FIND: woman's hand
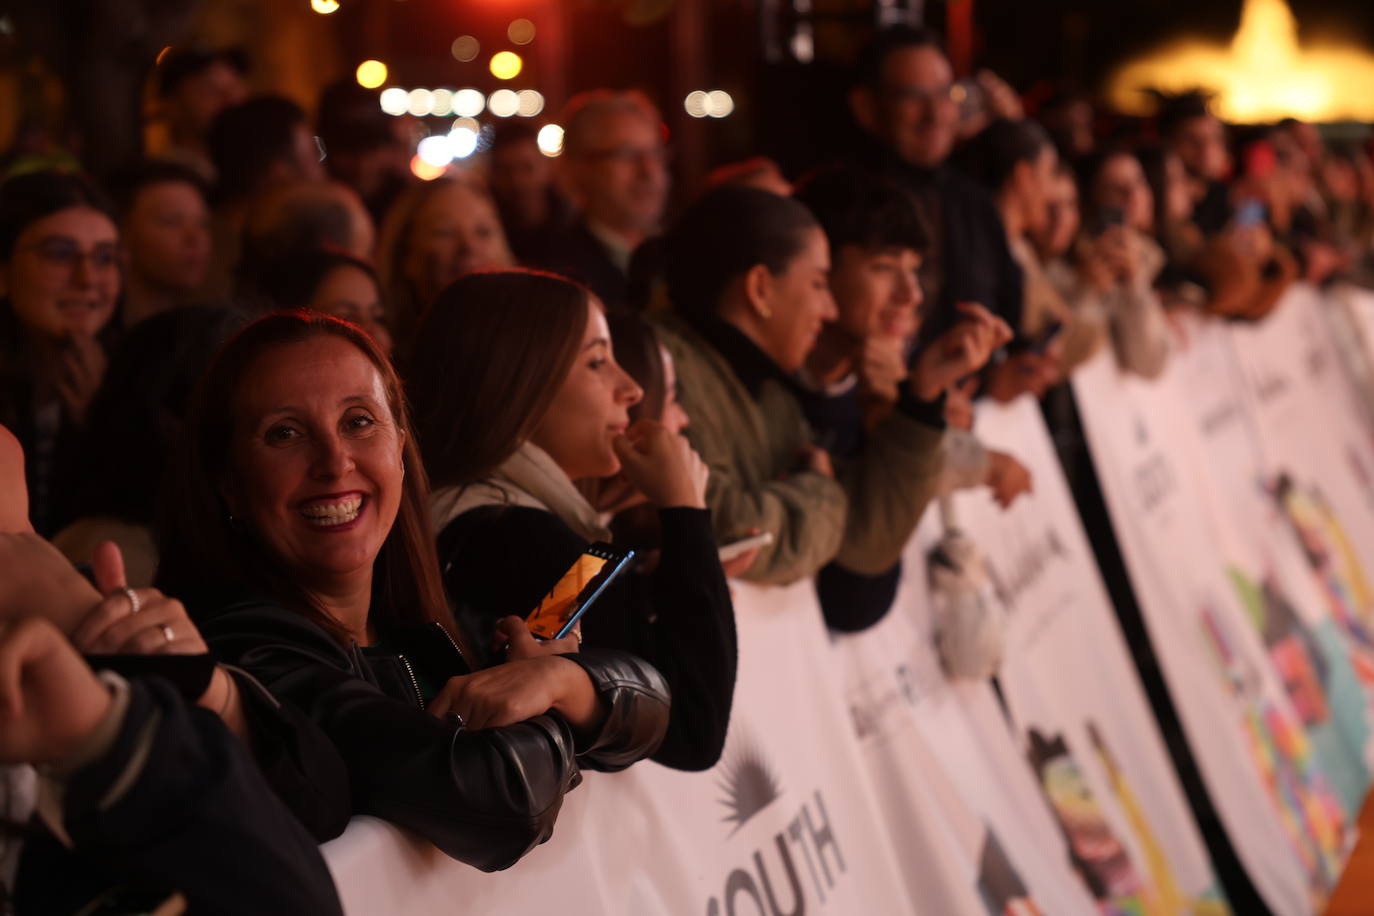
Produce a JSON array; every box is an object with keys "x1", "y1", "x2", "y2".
[
  {"x1": 0, "y1": 532, "x2": 101, "y2": 632},
  {"x1": 494, "y1": 616, "x2": 581, "y2": 660},
  {"x1": 0, "y1": 616, "x2": 112, "y2": 764},
  {"x1": 70, "y1": 541, "x2": 208, "y2": 656},
  {"x1": 613, "y1": 419, "x2": 708, "y2": 509},
  {"x1": 428, "y1": 656, "x2": 604, "y2": 732}
]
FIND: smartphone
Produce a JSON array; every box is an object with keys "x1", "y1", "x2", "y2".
[
  {"x1": 718, "y1": 531, "x2": 775, "y2": 563},
  {"x1": 525, "y1": 543, "x2": 636, "y2": 640}
]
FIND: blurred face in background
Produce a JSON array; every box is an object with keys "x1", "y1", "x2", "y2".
[
  {"x1": 564, "y1": 110, "x2": 669, "y2": 240},
  {"x1": 490, "y1": 137, "x2": 557, "y2": 221},
  {"x1": 165, "y1": 60, "x2": 247, "y2": 142},
  {"x1": 1170, "y1": 114, "x2": 1230, "y2": 183},
  {"x1": 1010, "y1": 146, "x2": 1059, "y2": 239},
  {"x1": 853, "y1": 45, "x2": 959, "y2": 169},
  {"x1": 1094, "y1": 153, "x2": 1155, "y2": 234},
  {"x1": 308, "y1": 264, "x2": 392, "y2": 355},
  {"x1": 1038, "y1": 170, "x2": 1081, "y2": 260},
  {"x1": 3, "y1": 206, "x2": 120, "y2": 341},
  {"x1": 123, "y1": 180, "x2": 211, "y2": 294},
  {"x1": 402, "y1": 183, "x2": 514, "y2": 307}
]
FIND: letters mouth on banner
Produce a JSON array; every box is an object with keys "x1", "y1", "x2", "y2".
[{"x1": 705, "y1": 737, "x2": 849, "y2": 915}]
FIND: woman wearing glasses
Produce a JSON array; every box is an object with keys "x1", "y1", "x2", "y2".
[{"x1": 0, "y1": 171, "x2": 122, "y2": 535}]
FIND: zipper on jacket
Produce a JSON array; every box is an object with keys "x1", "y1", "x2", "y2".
[
  {"x1": 397, "y1": 654, "x2": 424, "y2": 710},
  {"x1": 432, "y1": 622, "x2": 468, "y2": 668}
]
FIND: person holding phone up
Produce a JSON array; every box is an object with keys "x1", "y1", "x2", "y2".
[
  {"x1": 157, "y1": 311, "x2": 670, "y2": 870},
  {"x1": 410, "y1": 270, "x2": 738, "y2": 773}
]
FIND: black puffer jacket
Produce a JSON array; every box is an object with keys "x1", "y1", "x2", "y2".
[{"x1": 197, "y1": 597, "x2": 670, "y2": 871}]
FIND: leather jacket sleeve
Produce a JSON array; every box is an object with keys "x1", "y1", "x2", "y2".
[
  {"x1": 558, "y1": 648, "x2": 672, "y2": 771},
  {"x1": 25, "y1": 675, "x2": 344, "y2": 916},
  {"x1": 200, "y1": 600, "x2": 669, "y2": 871}
]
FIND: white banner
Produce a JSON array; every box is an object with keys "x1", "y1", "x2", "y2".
[
  {"x1": 833, "y1": 397, "x2": 1230, "y2": 916},
  {"x1": 1074, "y1": 334, "x2": 1355, "y2": 915},
  {"x1": 325, "y1": 580, "x2": 917, "y2": 915}
]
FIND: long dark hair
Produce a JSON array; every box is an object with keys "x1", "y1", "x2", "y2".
[
  {"x1": 158, "y1": 310, "x2": 451, "y2": 645},
  {"x1": 407, "y1": 269, "x2": 590, "y2": 488}
]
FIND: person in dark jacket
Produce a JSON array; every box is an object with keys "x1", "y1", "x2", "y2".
[
  {"x1": 0, "y1": 615, "x2": 344, "y2": 916},
  {"x1": 408, "y1": 270, "x2": 735, "y2": 773},
  {"x1": 158, "y1": 310, "x2": 670, "y2": 868},
  {"x1": 845, "y1": 26, "x2": 1049, "y2": 402},
  {"x1": 526, "y1": 91, "x2": 670, "y2": 308}
]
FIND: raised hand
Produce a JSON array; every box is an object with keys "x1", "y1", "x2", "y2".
[
  {"x1": 70, "y1": 541, "x2": 208, "y2": 656},
  {"x1": 911, "y1": 302, "x2": 1013, "y2": 401}
]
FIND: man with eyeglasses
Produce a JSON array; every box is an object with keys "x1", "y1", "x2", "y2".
[
  {"x1": 528, "y1": 90, "x2": 670, "y2": 307},
  {"x1": 847, "y1": 26, "x2": 1046, "y2": 402}
]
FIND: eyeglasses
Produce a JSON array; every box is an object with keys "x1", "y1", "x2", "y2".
[{"x1": 17, "y1": 237, "x2": 121, "y2": 271}]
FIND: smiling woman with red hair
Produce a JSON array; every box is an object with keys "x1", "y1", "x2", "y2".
[{"x1": 158, "y1": 309, "x2": 669, "y2": 868}]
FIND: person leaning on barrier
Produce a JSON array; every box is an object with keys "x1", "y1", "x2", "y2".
[
  {"x1": 157, "y1": 311, "x2": 670, "y2": 869},
  {"x1": 791, "y1": 166, "x2": 1029, "y2": 630},
  {"x1": 0, "y1": 431, "x2": 346, "y2": 914},
  {"x1": 654, "y1": 186, "x2": 1010, "y2": 588},
  {"x1": 409, "y1": 271, "x2": 736, "y2": 772}
]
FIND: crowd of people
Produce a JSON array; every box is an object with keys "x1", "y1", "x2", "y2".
[{"x1": 2, "y1": 21, "x2": 1374, "y2": 914}]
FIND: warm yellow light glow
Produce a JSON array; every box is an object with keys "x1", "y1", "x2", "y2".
[
  {"x1": 490, "y1": 51, "x2": 523, "y2": 81},
  {"x1": 411, "y1": 154, "x2": 446, "y2": 181},
  {"x1": 310, "y1": 0, "x2": 339, "y2": 14},
  {"x1": 355, "y1": 60, "x2": 388, "y2": 89},
  {"x1": 1108, "y1": 0, "x2": 1374, "y2": 123}
]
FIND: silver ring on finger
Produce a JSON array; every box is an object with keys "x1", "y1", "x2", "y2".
[
  {"x1": 160, "y1": 624, "x2": 174, "y2": 644},
  {"x1": 121, "y1": 587, "x2": 141, "y2": 616}
]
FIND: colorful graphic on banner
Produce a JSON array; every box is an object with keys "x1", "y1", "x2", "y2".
[
  {"x1": 952, "y1": 396, "x2": 1230, "y2": 916},
  {"x1": 1075, "y1": 342, "x2": 1355, "y2": 914}
]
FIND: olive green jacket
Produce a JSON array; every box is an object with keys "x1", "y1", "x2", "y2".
[{"x1": 654, "y1": 315, "x2": 947, "y2": 586}]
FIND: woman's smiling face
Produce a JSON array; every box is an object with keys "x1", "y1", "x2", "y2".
[{"x1": 225, "y1": 334, "x2": 405, "y2": 597}]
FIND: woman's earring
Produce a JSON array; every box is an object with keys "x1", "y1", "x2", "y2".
[{"x1": 758, "y1": 304, "x2": 773, "y2": 320}]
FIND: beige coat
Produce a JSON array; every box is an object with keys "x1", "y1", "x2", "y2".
[{"x1": 654, "y1": 315, "x2": 946, "y2": 586}]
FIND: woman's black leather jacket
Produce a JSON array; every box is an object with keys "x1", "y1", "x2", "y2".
[{"x1": 197, "y1": 597, "x2": 670, "y2": 871}]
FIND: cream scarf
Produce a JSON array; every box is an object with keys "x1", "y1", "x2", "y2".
[{"x1": 430, "y1": 441, "x2": 612, "y2": 543}]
